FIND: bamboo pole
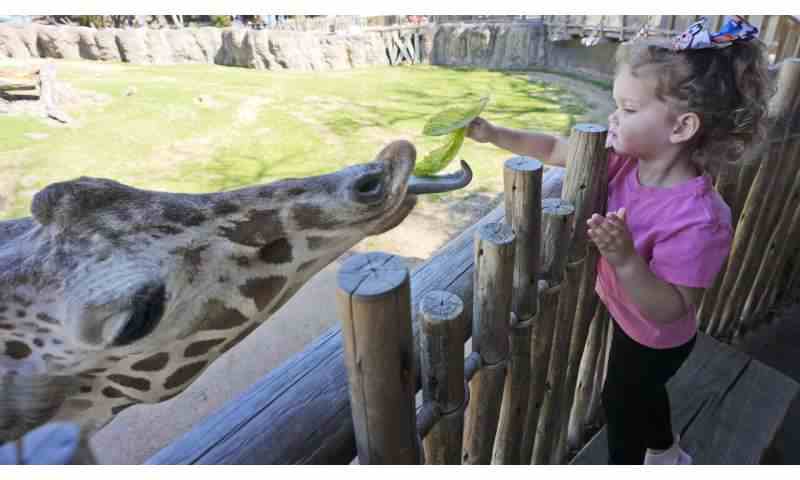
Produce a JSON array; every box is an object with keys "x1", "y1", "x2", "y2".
[
  {"x1": 697, "y1": 160, "x2": 740, "y2": 331},
  {"x1": 493, "y1": 157, "x2": 543, "y2": 465},
  {"x1": 462, "y1": 222, "x2": 515, "y2": 465},
  {"x1": 419, "y1": 290, "x2": 465, "y2": 465},
  {"x1": 739, "y1": 141, "x2": 800, "y2": 333},
  {"x1": 336, "y1": 252, "x2": 420, "y2": 464},
  {"x1": 717, "y1": 59, "x2": 800, "y2": 339},
  {"x1": 698, "y1": 61, "x2": 780, "y2": 336},
  {"x1": 518, "y1": 199, "x2": 575, "y2": 464},
  {"x1": 751, "y1": 176, "x2": 800, "y2": 328},
  {"x1": 707, "y1": 59, "x2": 800, "y2": 339},
  {"x1": 551, "y1": 124, "x2": 608, "y2": 463},
  {"x1": 699, "y1": 149, "x2": 762, "y2": 332},
  {"x1": 566, "y1": 302, "x2": 605, "y2": 453},
  {"x1": 726, "y1": 146, "x2": 797, "y2": 337},
  {"x1": 709, "y1": 142, "x2": 783, "y2": 339}
]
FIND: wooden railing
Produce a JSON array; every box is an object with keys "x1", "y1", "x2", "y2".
[
  {"x1": 543, "y1": 15, "x2": 800, "y2": 63},
  {"x1": 372, "y1": 26, "x2": 430, "y2": 65}
]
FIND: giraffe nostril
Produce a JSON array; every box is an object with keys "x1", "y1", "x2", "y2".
[
  {"x1": 353, "y1": 173, "x2": 385, "y2": 204},
  {"x1": 113, "y1": 283, "x2": 166, "y2": 347}
]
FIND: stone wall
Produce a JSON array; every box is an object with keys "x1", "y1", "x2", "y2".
[
  {"x1": 0, "y1": 22, "x2": 618, "y2": 80},
  {"x1": 429, "y1": 22, "x2": 617, "y2": 82},
  {"x1": 0, "y1": 24, "x2": 391, "y2": 71}
]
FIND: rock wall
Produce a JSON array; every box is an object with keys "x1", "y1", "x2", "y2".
[
  {"x1": 0, "y1": 22, "x2": 617, "y2": 80},
  {"x1": 430, "y1": 22, "x2": 616, "y2": 81},
  {"x1": 430, "y1": 22, "x2": 548, "y2": 70},
  {"x1": 0, "y1": 24, "x2": 391, "y2": 71}
]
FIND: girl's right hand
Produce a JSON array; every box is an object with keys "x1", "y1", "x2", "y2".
[{"x1": 466, "y1": 117, "x2": 495, "y2": 143}]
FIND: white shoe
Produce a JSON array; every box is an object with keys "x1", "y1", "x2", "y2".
[{"x1": 644, "y1": 435, "x2": 693, "y2": 465}]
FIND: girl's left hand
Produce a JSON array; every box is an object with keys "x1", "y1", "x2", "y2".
[{"x1": 587, "y1": 208, "x2": 636, "y2": 268}]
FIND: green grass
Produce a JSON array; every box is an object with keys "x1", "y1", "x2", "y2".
[{"x1": 0, "y1": 61, "x2": 593, "y2": 220}]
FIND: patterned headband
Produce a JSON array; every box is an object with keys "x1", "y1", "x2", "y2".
[{"x1": 672, "y1": 15, "x2": 759, "y2": 52}]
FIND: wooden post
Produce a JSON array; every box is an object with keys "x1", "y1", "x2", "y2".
[
  {"x1": 336, "y1": 252, "x2": 420, "y2": 464},
  {"x1": 566, "y1": 303, "x2": 605, "y2": 452},
  {"x1": 551, "y1": 124, "x2": 608, "y2": 463},
  {"x1": 585, "y1": 311, "x2": 612, "y2": 430},
  {"x1": 532, "y1": 259, "x2": 581, "y2": 464},
  {"x1": 419, "y1": 290, "x2": 465, "y2": 465},
  {"x1": 493, "y1": 157, "x2": 543, "y2": 465},
  {"x1": 531, "y1": 123, "x2": 607, "y2": 464},
  {"x1": 462, "y1": 222, "x2": 515, "y2": 464},
  {"x1": 518, "y1": 198, "x2": 574, "y2": 464},
  {"x1": 707, "y1": 59, "x2": 800, "y2": 339}
]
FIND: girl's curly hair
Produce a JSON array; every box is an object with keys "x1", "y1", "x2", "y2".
[{"x1": 615, "y1": 37, "x2": 771, "y2": 175}]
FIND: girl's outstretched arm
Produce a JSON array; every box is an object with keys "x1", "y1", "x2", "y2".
[{"x1": 466, "y1": 117, "x2": 569, "y2": 167}]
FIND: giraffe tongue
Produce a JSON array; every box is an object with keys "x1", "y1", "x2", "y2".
[{"x1": 407, "y1": 160, "x2": 473, "y2": 195}]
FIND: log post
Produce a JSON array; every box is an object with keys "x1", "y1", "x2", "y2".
[
  {"x1": 552, "y1": 123, "x2": 608, "y2": 463},
  {"x1": 492, "y1": 156, "x2": 543, "y2": 465},
  {"x1": 519, "y1": 198, "x2": 575, "y2": 464},
  {"x1": 532, "y1": 259, "x2": 581, "y2": 464},
  {"x1": 531, "y1": 123, "x2": 607, "y2": 464},
  {"x1": 566, "y1": 302, "x2": 605, "y2": 452},
  {"x1": 336, "y1": 252, "x2": 420, "y2": 464},
  {"x1": 708, "y1": 59, "x2": 800, "y2": 339},
  {"x1": 419, "y1": 290, "x2": 465, "y2": 465},
  {"x1": 462, "y1": 222, "x2": 515, "y2": 464},
  {"x1": 585, "y1": 311, "x2": 612, "y2": 430}
]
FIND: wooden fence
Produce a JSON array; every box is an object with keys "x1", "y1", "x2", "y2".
[
  {"x1": 330, "y1": 56, "x2": 800, "y2": 465},
  {"x1": 542, "y1": 15, "x2": 800, "y2": 63},
  {"x1": 372, "y1": 26, "x2": 429, "y2": 66},
  {"x1": 143, "y1": 45, "x2": 800, "y2": 467}
]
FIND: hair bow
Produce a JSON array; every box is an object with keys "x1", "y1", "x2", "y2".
[{"x1": 672, "y1": 16, "x2": 759, "y2": 51}]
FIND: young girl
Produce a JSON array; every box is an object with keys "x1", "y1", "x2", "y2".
[{"x1": 466, "y1": 16, "x2": 769, "y2": 464}]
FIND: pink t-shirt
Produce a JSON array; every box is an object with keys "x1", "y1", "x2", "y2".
[{"x1": 595, "y1": 151, "x2": 733, "y2": 349}]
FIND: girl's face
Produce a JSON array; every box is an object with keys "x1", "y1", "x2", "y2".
[{"x1": 607, "y1": 65, "x2": 678, "y2": 160}]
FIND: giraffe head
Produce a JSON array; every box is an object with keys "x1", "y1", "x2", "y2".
[{"x1": 0, "y1": 140, "x2": 472, "y2": 441}]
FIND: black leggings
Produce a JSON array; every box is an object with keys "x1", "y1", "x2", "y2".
[{"x1": 601, "y1": 319, "x2": 696, "y2": 464}]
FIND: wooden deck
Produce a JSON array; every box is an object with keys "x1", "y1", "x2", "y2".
[{"x1": 571, "y1": 333, "x2": 800, "y2": 464}]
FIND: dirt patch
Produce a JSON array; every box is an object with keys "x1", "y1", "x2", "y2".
[{"x1": 528, "y1": 71, "x2": 614, "y2": 125}]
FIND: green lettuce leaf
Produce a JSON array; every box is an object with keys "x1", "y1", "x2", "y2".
[
  {"x1": 414, "y1": 128, "x2": 466, "y2": 177},
  {"x1": 422, "y1": 96, "x2": 489, "y2": 137}
]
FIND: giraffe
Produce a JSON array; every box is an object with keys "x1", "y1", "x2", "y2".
[{"x1": 0, "y1": 140, "x2": 472, "y2": 444}]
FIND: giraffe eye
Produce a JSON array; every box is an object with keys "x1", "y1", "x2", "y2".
[{"x1": 113, "y1": 284, "x2": 166, "y2": 346}]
